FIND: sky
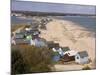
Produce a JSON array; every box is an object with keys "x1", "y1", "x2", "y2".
[
  {"x1": 12, "y1": 0, "x2": 96, "y2": 15},
  {"x1": 17, "y1": 0, "x2": 96, "y2": 5}
]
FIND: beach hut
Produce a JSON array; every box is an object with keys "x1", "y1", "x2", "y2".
[
  {"x1": 52, "y1": 43, "x2": 63, "y2": 56},
  {"x1": 75, "y1": 51, "x2": 89, "y2": 64},
  {"x1": 62, "y1": 50, "x2": 77, "y2": 62},
  {"x1": 15, "y1": 33, "x2": 25, "y2": 39},
  {"x1": 62, "y1": 54, "x2": 75, "y2": 62},
  {"x1": 52, "y1": 52, "x2": 60, "y2": 62},
  {"x1": 61, "y1": 47, "x2": 70, "y2": 52},
  {"x1": 15, "y1": 38, "x2": 30, "y2": 45},
  {"x1": 28, "y1": 29, "x2": 40, "y2": 35},
  {"x1": 26, "y1": 35, "x2": 32, "y2": 40},
  {"x1": 47, "y1": 41, "x2": 55, "y2": 49},
  {"x1": 32, "y1": 34, "x2": 39, "y2": 39},
  {"x1": 31, "y1": 37, "x2": 47, "y2": 47}
]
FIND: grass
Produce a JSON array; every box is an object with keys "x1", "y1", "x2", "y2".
[{"x1": 11, "y1": 24, "x2": 30, "y2": 32}]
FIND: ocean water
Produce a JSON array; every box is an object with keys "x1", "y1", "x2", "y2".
[
  {"x1": 11, "y1": 16, "x2": 33, "y2": 25},
  {"x1": 59, "y1": 16, "x2": 96, "y2": 32},
  {"x1": 11, "y1": 16, "x2": 96, "y2": 32}
]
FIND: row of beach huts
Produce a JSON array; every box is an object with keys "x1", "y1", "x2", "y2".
[{"x1": 11, "y1": 18, "x2": 90, "y2": 64}]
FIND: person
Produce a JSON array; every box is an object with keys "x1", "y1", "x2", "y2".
[{"x1": 11, "y1": 36, "x2": 16, "y2": 45}]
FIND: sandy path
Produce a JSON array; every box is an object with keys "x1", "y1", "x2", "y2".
[{"x1": 54, "y1": 64, "x2": 83, "y2": 71}]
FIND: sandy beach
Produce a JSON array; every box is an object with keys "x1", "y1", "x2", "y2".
[{"x1": 39, "y1": 18, "x2": 96, "y2": 70}]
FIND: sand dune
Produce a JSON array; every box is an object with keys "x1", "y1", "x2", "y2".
[{"x1": 39, "y1": 19, "x2": 95, "y2": 61}]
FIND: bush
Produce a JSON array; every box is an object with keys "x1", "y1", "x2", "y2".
[
  {"x1": 11, "y1": 45, "x2": 53, "y2": 74},
  {"x1": 11, "y1": 48, "x2": 29, "y2": 74},
  {"x1": 82, "y1": 65, "x2": 91, "y2": 70}
]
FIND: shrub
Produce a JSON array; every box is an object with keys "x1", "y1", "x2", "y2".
[
  {"x1": 11, "y1": 48, "x2": 29, "y2": 74},
  {"x1": 82, "y1": 65, "x2": 91, "y2": 70},
  {"x1": 11, "y1": 45, "x2": 53, "y2": 74}
]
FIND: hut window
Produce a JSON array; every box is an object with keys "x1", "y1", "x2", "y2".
[
  {"x1": 81, "y1": 56, "x2": 84, "y2": 58},
  {"x1": 77, "y1": 56, "x2": 79, "y2": 59},
  {"x1": 68, "y1": 53, "x2": 70, "y2": 55}
]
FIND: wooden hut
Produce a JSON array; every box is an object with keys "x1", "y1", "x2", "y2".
[{"x1": 61, "y1": 50, "x2": 77, "y2": 62}]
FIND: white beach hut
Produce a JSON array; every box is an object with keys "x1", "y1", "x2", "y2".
[
  {"x1": 75, "y1": 51, "x2": 89, "y2": 64},
  {"x1": 30, "y1": 38, "x2": 47, "y2": 47}
]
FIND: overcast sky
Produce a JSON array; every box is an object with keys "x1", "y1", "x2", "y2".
[
  {"x1": 12, "y1": 0, "x2": 96, "y2": 15},
  {"x1": 17, "y1": 0, "x2": 96, "y2": 5}
]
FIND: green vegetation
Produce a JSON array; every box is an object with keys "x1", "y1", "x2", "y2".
[
  {"x1": 11, "y1": 24, "x2": 30, "y2": 32},
  {"x1": 52, "y1": 52, "x2": 59, "y2": 56},
  {"x1": 82, "y1": 65, "x2": 91, "y2": 70},
  {"x1": 11, "y1": 45, "x2": 54, "y2": 74},
  {"x1": 62, "y1": 47, "x2": 70, "y2": 52}
]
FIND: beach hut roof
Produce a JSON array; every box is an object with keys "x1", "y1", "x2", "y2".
[
  {"x1": 47, "y1": 42, "x2": 60, "y2": 49},
  {"x1": 61, "y1": 47, "x2": 70, "y2": 51},
  {"x1": 64, "y1": 50, "x2": 77, "y2": 56},
  {"x1": 54, "y1": 43, "x2": 59, "y2": 47},
  {"x1": 15, "y1": 33, "x2": 24, "y2": 39},
  {"x1": 34, "y1": 37, "x2": 46, "y2": 42},
  {"x1": 31, "y1": 25, "x2": 38, "y2": 28},
  {"x1": 15, "y1": 39, "x2": 30, "y2": 44},
  {"x1": 20, "y1": 30, "x2": 27, "y2": 34},
  {"x1": 26, "y1": 29, "x2": 40, "y2": 35},
  {"x1": 47, "y1": 41, "x2": 54, "y2": 47},
  {"x1": 30, "y1": 29, "x2": 39, "y2": 32},
  {"x1": 77, "y1": 51, "x2": 88, "y2": 58},
  {"x1": 47, "y1": 41, "x2": 54, "y2": 44}
]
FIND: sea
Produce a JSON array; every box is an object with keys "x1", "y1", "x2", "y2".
[{"x1": 11, "y1": 16, "x2": 96, "y2": 33}]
